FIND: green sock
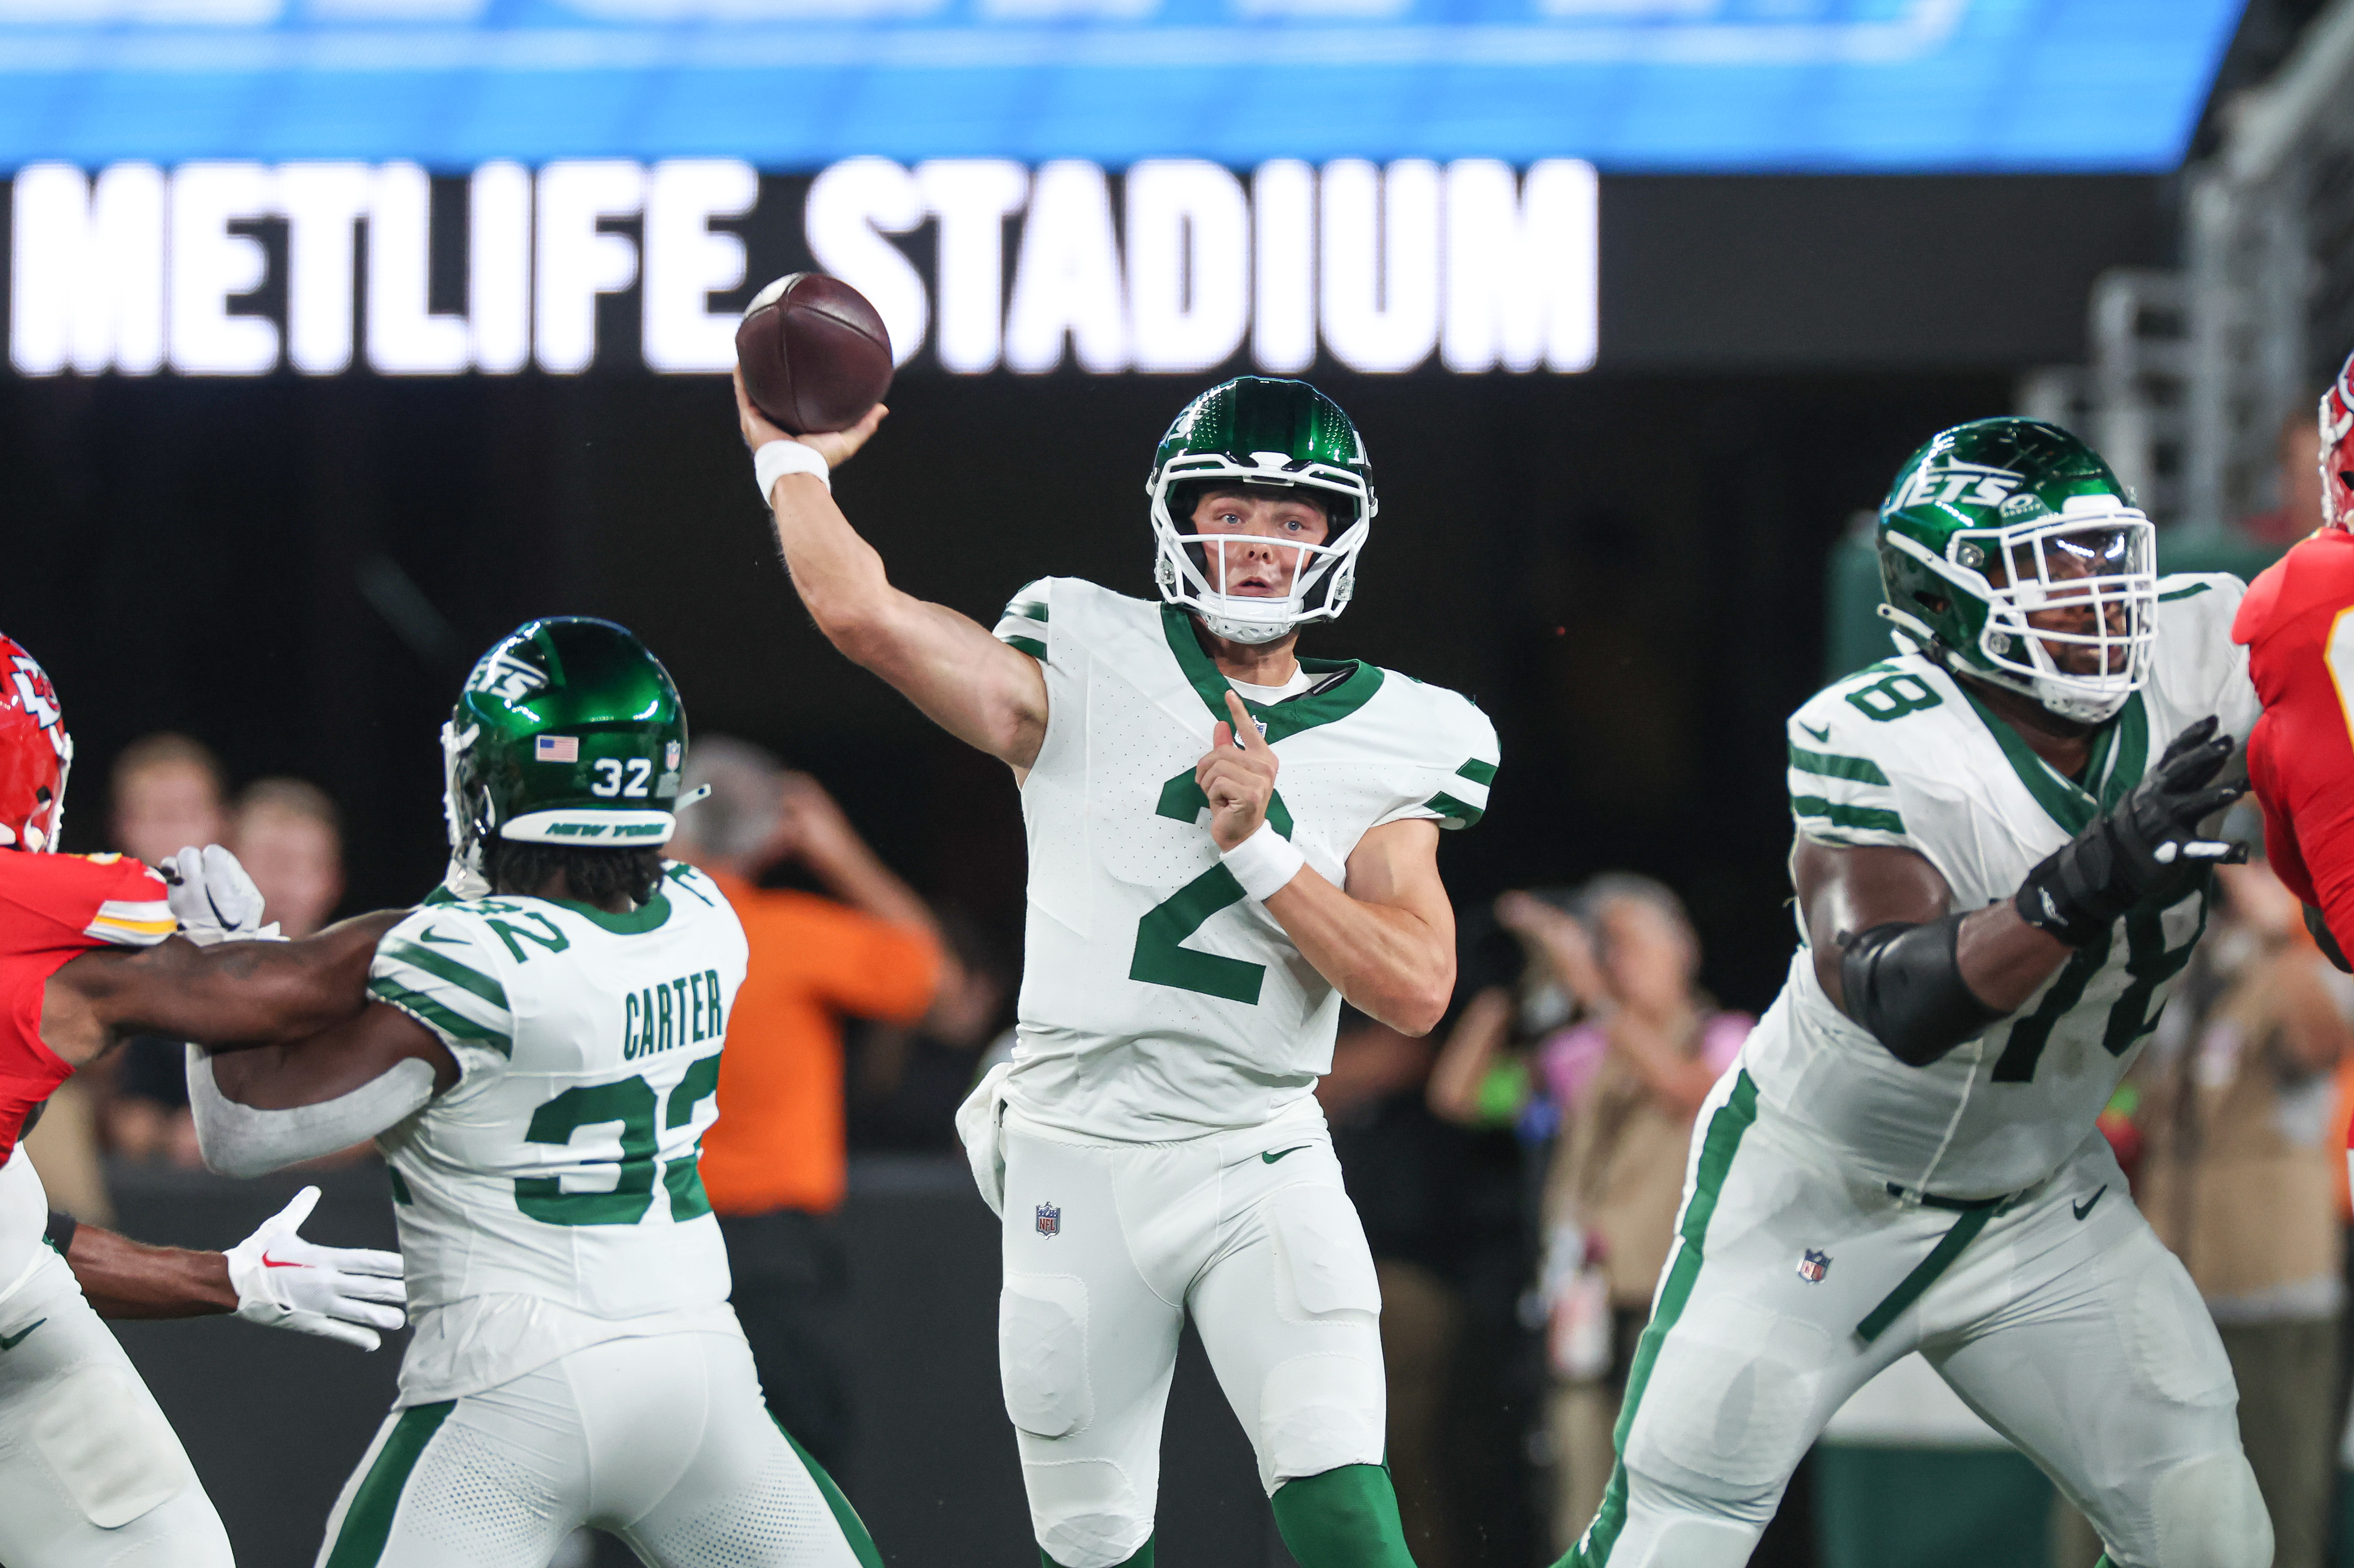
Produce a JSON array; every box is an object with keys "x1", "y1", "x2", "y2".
[
  {"x1": 1042, "y1": 1537, "x2": 1154, "y2": 1568},
  {"x1": 1270, "y1": 1463, "x2": 1417, "y2": 1568}
]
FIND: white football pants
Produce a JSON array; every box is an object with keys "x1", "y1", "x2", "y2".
[
  {"x1": 998, "y1": 1098, "x2": 1388, "y2": 1568},
  {"x1": 315, "y1": 1328, "x2": 873, "y2": 1568},
  {"x1": 1572, "y1": 1069, "x2": 2271, "y2": 1568},
  {"x1": 0, "y1": 1244, "x2": 234, "y2": 1568}
]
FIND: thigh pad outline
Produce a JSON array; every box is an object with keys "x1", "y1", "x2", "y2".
[
  {"x1": 1269, "y1": 1185, "x2": 1380, "y2": 1322},
  {"x1": 29, "y1": 1362, "x2": 197, "y2": 1529},
  {"x1": 1625, "y1": 1293, "x2": 1837, "y2": 1495},
  {"x1": 1001, "y1": 1273, "x2": 1095, "y2": 1439}
]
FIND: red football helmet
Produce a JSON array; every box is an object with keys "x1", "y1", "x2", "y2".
[
  {"x1": 2325, "y1": 346, "x2": 2354, "y2": 531},
  {"x1": 0, "y1": 634, "x2": 71, "y2": 852}
]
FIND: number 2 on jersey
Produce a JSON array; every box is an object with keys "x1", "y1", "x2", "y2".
[{"x1": 514, "y1": 1058, "x2": 722, "y2": 1226}]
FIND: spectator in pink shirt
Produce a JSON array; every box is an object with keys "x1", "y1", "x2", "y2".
[{"x1": 1429, "y1": 874, "x2": 1749, "y2": 1553}]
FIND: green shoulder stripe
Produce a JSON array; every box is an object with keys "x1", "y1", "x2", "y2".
[
  {"x1": 1791, "y1": 795, "x2": 1904, "y2": 834},
  {"x1": 1000, "y1": 634, "x2": 1046, "y2": 659},
  {"x1": 1424, "y1": 791, "x2": 1484, "y2": 826},
  {"x1": 380, "y1": 938, "x2": 509, "y2": 1013},
  {"x1": 2158, "y1": 582, "x2": 2211, "y2": 603},
  {"x1": 1786, "y1": 744, "x2": 1889, "y2": 785},
  {"x1": 369, "y1": 978, "x2": 514, "y2": 1058},
  {"x1": 1455, "y1": 758, "x2": 1497, "y2": 787}
]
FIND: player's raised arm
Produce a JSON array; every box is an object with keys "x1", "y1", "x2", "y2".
[{"x1": 735, "y1": 371, "x2": 1048, "y2": 770}]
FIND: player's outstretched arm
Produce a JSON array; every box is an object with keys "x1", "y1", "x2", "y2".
[
  {"x1": 190, "y1": 1001, "x2": 459, "y2": 1178},
  {"x1": 1199, "y1": 694, "x2": 1455, "y2": 1034},
  {"x1": 54, "y1": 1186, "x2": 405, "y2": 1350},
  {"x1": 39, "y1": 909, "x2": 408, "y2": 1069},
  {"x1": 735, "y1": 372, "x2": 1048, "y2": 770}
]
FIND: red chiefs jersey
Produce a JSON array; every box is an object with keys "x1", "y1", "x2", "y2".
[
  {"x1": 2234, "y1": 528, "x2": 2354, "y2": 948},
  {"x1": 0, "y1": 851, "x2": 175, "y2": 1163}
]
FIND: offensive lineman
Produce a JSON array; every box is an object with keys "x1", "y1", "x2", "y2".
[
  {"x1": 184, "y1": 617, "x2": 886, "y2": 1568},
  {"x1": 1564, "y1": 419, "x2": 2270, "y2": 1568},
  {"x1": 733, "y1": 373, "x2": 1497, "y2": 1568},
  {"x1": 0, "y1": 630, "x2": 409, "y2": 1566}
]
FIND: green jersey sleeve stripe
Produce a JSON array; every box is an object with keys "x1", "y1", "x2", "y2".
[
  {"x1": 369, "y1": 978, "x2": 514, "y2": 1058},
  {"x1": 1787, "y1": 744, "x2": 1890, "y2": 785},
  {"x1": 999, "y1": 632, "x2": 1047, "y2": 659},
  {"x1": 1791, "y1": 795, "x2": 1904, "y2": 834},
  {"x1": 1004, "y1": 597, "x2": 1048, "y2": 623},
  {"x1": 1455, "y1": 758, "x2": 1498, "y2": 787},
  {"x1": 2157, "y1": 582, "x2": 2211, "y2": 602},
  {"x1": 379, "y1": 939, "x2": 509, "y2": 1012},
  {"x1": 1423, "y1": 791, "x2": 1484, "y2": 827}
]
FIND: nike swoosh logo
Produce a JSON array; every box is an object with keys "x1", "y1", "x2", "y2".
[
  {"x1": 260, "y1": 1253, "x2": 305, "y2": 1269},
  {"x1": 1262, "y1": 1146, "x2": 1311, "y2": 1164},
  {"x1": 0, "y1": 1318, "x2": 46, "y2": 1351},
  {"x1": 1800, "y1": 722, "x2": 1831, "y2": 743},
  {"x1": 418, "y1": 926, "x2": 466, "y2": 946},
  {"x1": 2073, "y1": 1186, "x2": 2107, "y2": 1221}
]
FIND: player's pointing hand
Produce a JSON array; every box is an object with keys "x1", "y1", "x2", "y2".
[{"x1": 1198, "y1": 690, "x2": 1279, "y2": 851}]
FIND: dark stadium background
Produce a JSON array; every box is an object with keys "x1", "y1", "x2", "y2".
[{"x1": 0, "y1": 8, "x2": 2334, "y2": 1556}]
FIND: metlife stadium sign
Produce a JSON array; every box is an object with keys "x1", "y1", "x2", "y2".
[
  {"x1": 0, "y1": 0, "x2": 2245, "y2": 379},
  {"x1": 8, "y1": 159, "x2": 1597, "y2": 377},
  {"x1": 0, "y1": 0, "x2": 2244, "y2": 173}
]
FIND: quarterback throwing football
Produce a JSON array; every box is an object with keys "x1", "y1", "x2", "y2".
[
  {"x1": 1565, "y1": 419, "x2": 2270, "y2": 1568},
  {"x1": 737, "y1": 374, "x2": 1497, "y2": 1568}
]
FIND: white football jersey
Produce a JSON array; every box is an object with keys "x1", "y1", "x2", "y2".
[
  {"x1": 366, "y1": 863, "x2": 748, "y2": 1404},
  {"x1": 1741, "y1": 574, "x2": 2260, "y2": 1197},
  {"x1": 992, "y1": 578, "x2": 1499, "y2": 1142}
]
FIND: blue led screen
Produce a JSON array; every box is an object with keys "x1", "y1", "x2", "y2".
[{"x1": 0, "y1": 0, "x2": 2246, "y2": 172}]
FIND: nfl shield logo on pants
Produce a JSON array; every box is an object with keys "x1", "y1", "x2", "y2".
[
  {"x1": 1035, "y1": 1203, "x2": 1061, "y2": 1238},
  {"x1": 1797, "y1": 1249, "x2": 1830, "y2": 1283}
]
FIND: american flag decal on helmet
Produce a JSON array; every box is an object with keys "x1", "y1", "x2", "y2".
[
  {"x1": 1035, "y1": 1203, "x2": 1061, "y2": 1238},
  {"x1": 535, "y1": 735, "x2": 579, "y2": 763},
  {"x1": 1797, "y1": 1249, "x2": 1831, "y2": 1283}
]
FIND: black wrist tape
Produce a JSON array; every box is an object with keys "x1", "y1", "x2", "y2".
[
  {"x1": 43, "y1": 1209, "x2": 78, "y2": 1259},
  {"x1": 1840, "y1": 913, "x2": 2007, "y2": 1068}
]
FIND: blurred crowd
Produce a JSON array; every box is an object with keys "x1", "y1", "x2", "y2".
[{"x1": 35, "y1": 720, "x2": 2354, "y2": 1567}]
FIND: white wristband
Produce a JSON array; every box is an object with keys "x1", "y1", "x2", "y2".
[
  {"x1": 1221, "y1": 820, "x2": 1306, "y2": 903},
  {"x1": 753, "y1": 439, "x2": 830, "y2": 502}
]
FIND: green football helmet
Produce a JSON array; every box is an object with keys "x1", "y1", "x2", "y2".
[
  {"x1": 1147, "y1": 377, "x2": 1375, "y2": 645},
  {"x1": 1877, "y1": 418, "x2": 2157, "y2": 725},
  {"x1": 441, "y1": 617, "x2": 689, "y2": 889}
]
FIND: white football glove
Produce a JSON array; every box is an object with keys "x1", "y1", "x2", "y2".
[
  {"x1": 224, "y1": 1186, "x2": 406, "y2": 1351},
  {"x1": 163, "y1": 844, "x2": 281, "y2": 945}
]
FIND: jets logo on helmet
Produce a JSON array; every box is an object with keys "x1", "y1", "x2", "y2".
[
  {"x1": 442, "y1": 618, "x2": 689, "y2": 890},
  {"x1": 1146, "y1": 377, "x2": 1376, "y2": 646},
  {"x1": 1889, "y1": 459, "x2": 2026, "y2": 513},
  {"x1": 0, "y1": 635, "x2": 73, "y2": 853},
  {"x1": 1877, "y1": 418, "x2": 2158, "y2": 726},
  {"x1": 2325, "y1": 347, "x2": 2354, "y2": 532}
]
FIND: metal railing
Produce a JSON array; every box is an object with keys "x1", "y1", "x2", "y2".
[{"x1": 2027, "y1": 0, "x2": 2354, "y2": 535}]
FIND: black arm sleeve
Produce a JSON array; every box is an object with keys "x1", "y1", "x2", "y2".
[
  {"x1": 43, "y1": 1210, "x2": 78, "y2": 1259},
  {"x1": 1839, "y1": 913, "x2": 2007, "y2": 1068}
]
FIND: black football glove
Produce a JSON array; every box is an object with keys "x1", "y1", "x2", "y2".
[{"x1": 2013, "y1": 714, "x2": 2246, "y2": 946}]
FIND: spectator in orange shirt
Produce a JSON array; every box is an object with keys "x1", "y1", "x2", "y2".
[{"x1": 670, "y1": 736, "x2": 942, "y2": 1479}]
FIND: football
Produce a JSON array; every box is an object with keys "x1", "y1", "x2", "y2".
[{"x1": 735, "y1": 273, "x2": 894, "y2": 435}]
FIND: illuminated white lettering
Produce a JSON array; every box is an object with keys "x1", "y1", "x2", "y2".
[
  {"x1": 805, "y1": 156, "x2": 928, "y2": 368},
  {"x1": 1004, "y1": 159, "x2": 1128, "y2": 374},
  {"x1": 535, "y1": 159, "x2": 644, "y2": 375},
  {"x1": 643, "y1": 158, "x2": 758, "y2": 374},
  {"x1": 170, "y1": 161, "x2": 277, "y2": 375},
  {"x1": 9, "y1": 162, "x2": 165, "y2": 377}
]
